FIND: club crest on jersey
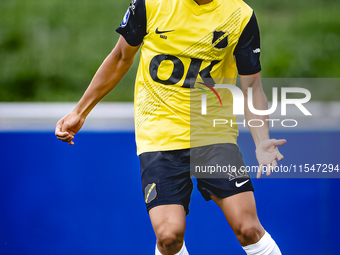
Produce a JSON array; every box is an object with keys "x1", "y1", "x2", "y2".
[
  {"x1": 144, "y1": 183, "x2": 157, "y2": 204},
  {"x1": 212, "y1": 31, "x2": 229, "y2": 49}
]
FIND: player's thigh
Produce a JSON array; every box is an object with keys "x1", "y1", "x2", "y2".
[
  {"x1": 193, "y1": 143, "x2": 254, "y2": 201},
  {"x1": 149, "y1": 204, "x2": 186, "y2": 239},
  {"x1": 211, "y1": 191, "x2": 264, "y2": 236},
  {"x1": 139, "y1": 149, "x2": 193, "y2": 215}
]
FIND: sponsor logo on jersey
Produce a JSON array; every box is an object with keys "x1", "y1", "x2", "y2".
[
  {"x1": 212, "y1": 31, "x2": 229, "y2": 49},
  {"x1": 145, "y1": 183, "x2": 157, "y2": 203}
]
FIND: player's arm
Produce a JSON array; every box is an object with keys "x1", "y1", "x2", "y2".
[
  {"x1": 240, "y1": 73, "x2": 286, "y2": 179},
  {"x1": 240, "y1": 72, "x2": 269, "y2": 146},
  {"x1": 73, "y1": 36, "x2": 140, "y2": 118},
  {"x1": 55, "y1": 36, "x2": 140, "y2": 145},
  {"x1": 56, "y1": 0, "x2": 146, "y2": 145},
  {"x1": 235, "y1": 12, "x2": 286, "y2": 178}
]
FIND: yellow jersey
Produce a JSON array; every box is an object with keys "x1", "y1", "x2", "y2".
[{"x1": 117, "y1": 0, "x2": 261, "y2": 155}]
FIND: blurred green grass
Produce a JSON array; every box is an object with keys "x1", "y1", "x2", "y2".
[{"x1": 0, "y1": 0, "x2": 339, "y2": 102}]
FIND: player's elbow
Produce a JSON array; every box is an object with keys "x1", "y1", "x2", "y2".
[
  {"x1": 109, "y1": 47, "x2": 134, "y2": 68},
  {"x1": 240, "y1": 72, "x2": 262, "y2": 94},
  {"x1": 241, "y1": 81, "x2": 263, "y2": 97},
  {"x1": 116, "y1": 50, "x2": 134, "y2": 67}
]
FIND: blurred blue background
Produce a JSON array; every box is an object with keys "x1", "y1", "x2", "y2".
[{"x1": 1, "y1": 131, "x2": 339, "y2": 255}]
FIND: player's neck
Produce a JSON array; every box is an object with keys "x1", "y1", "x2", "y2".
[{"x1": 194, "y1": 0, "x2": 213, "y2": 5}]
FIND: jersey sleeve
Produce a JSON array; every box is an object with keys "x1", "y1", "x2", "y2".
[
  {"x1": 233, "y1": 12, "x2": 261, "y2": 75},
  {"x1": 115, "y1": 0, "x2": 147, "y2": 47}
]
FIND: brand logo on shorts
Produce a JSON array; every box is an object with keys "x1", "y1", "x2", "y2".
[
  {"x1": 145, "y1": 183, "x2": 157, "y2": 203},
  {"x1": 235, "y1": 179, "x2": 250, "y2": 188}
]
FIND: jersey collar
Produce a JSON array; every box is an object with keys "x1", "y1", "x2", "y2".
[{"x1": 181, "y1": 0, "x2": 220, "y2": 15}]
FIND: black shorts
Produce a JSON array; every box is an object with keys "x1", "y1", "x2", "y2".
[{"x1": 139, "y1": 143, "x2": 254, "y2": 215}]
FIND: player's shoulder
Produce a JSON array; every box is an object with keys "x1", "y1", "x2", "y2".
[
  {"x1": 144, "y1": 0, "x2": 173, "y2": 12},
  {"x1": 144, "y1": 0, "x2": 175, "y2": 24},
  {"x1": 128, "y1": 0, "x2": 146, "y2": 15},
  {"x1": 144, "y1": 0, "x2": 160, "y2": 5},
  {"x1": 226, "y1": 0, "x2": 254, "y2": 29},
  {"x1": 229, "y1": 0, "x2": 253, "y2": 15}
]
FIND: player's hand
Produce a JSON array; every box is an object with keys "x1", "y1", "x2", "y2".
[
  {"x1": 255, "y1": 139, "x2": 286, "y2": 179},
  {"x1": 55, "y1": 112, "x2": 85, "y2": 145}
]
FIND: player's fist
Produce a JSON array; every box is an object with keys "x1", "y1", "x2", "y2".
[
  {"x1": 55, "y1": 112, "x2": 85, "y2": 145},
  {"x1": 255, "y1": 139, "x2": 286, "y2": 179}
]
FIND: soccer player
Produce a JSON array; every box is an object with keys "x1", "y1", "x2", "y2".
[{"x1": 55, "y1": 0, "x2": 286, "y2": 254}]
